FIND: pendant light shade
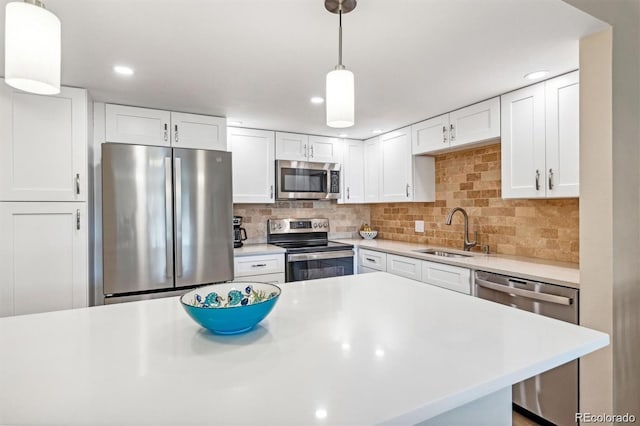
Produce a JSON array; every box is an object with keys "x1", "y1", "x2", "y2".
[
  {"x1": 326, "y1": 68, "x2": 354, "y2": 128},
  {"x1": 325, "y1": 0, "x2": 356, "y2": 129},
  {"x1": 5, "y1": 1, "x2": 61, "y2": 95}
]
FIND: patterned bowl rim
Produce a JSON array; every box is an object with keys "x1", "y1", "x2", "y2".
[{"x1": 180, "y1": 281, "x2": 282, "y2": 310}]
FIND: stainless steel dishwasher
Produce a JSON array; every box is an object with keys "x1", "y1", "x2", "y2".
[{"x1": 475, "y1": 271, "x2": 579, "y2": 426}]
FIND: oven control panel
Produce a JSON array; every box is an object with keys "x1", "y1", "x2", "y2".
[{"x1": 268, "y1": 218, "x2": 329, "y2": 234}]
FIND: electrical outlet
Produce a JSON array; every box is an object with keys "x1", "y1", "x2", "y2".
[{"x1": 415, "y1": 220, "x2": 425, "y2": 233}]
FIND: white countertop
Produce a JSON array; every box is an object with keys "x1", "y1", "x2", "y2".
[
  {"x1": 233, "y1": 243, "x2": 286, "y2": 256},
  {"x1": 0, "y1": 273, "x2": 606, "y2": 425},
  {"x1": 337, "y1": 238, "x2": 580, "y2": 288}
]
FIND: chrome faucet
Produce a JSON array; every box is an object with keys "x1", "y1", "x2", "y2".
[{"x1": 445, "y1": 207, "x2": 478, "y2": 251}]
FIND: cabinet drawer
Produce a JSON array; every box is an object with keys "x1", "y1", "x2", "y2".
[
  {"x1": 421, "y1": 261, "x2": 471, "y2": 294},
  {"x1": 359, "y1": 249, "x2": 387, "y2": 272},
  {"x1": 230, "y1": 272, "x2": 284, "y2": 284},
  {"x1": 386, "y1": 254, "x2": 422, "y2": 281},
  {"x1": 234, "y1": 254, "x2": 284, "y2": 277}
]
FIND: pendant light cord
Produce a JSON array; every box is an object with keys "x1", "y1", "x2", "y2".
[{"x1": 337, "y1": 1, "x2": 343, "y2": 68}]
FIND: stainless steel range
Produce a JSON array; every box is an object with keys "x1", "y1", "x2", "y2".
[{"x1": 267, "y1": 218, "x2": 354, "y2": 282}]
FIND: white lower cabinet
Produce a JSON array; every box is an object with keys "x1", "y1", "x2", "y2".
[
  {"x1": 421, "y1": 260, "x2": 472, "y2": 295},
  {"x1": 386, "y1": 254, "x2": 422, "y2": 281},
  {"x1": 358, "y1": 249, "x2": 387, "y2": 272},
  {"x1": 358, "y1": 266, "x2": 380, "y2": 274},
  {"x1": 0, "y1": 202, "x2": 88, "y2": 317},
  {"x1": 233, "y1": 253, "x2": 285, "y2": 283}
]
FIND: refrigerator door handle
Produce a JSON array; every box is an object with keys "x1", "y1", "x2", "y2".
[
  {"x1": 175, "y1": 156, "x2": 183, "y2": 278},
  {"x1": 164, "y1": 157, "x2": 173, "y2": 279}
]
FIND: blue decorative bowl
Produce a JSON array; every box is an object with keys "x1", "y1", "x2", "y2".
[{"x1": 180, "y1": 282, "x2": 281, "y2": 335}]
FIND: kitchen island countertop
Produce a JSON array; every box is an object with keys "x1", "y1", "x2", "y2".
[{"x1": 0, "y1": 273, "x2": 606, "y2": 425}]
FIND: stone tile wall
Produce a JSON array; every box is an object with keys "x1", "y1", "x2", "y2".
[
  {"x1": 233, "y1": 201, "x2": 371, "y2": 243},
  {"x1": 370, "y1": 143, "x2": 579, "y2": 263}
]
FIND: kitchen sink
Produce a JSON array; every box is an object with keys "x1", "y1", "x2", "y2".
[{"x1": 412, "y1": 249, "x2": 473, "y2": 258}]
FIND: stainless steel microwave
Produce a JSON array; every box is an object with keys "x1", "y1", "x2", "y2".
[{"x1": 276, "y1": 160, "x2": 341, "y2": 200}]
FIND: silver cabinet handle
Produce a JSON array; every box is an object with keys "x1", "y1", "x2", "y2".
[
  {"x1": 75, "y1": 173, "x2": 80, "y2": 195},
  {"x1": 251, "y1": 263, "x2": 267, "y2": 268},
  {"x1": 310, "y1": 144, "x2": 314, "y2": 158},
  {"x1": 476, "y1": 278, "x2": 573, "y2": 306},
  {"x1": 174, "y1": 124, "x2": 179, "y2": 143},
  {"x1": 270, "y1": 184, "x2": 274, "y2": 199},
  {"x1": 164, "y1": 123, "x2": 168, "y2": 142},
  {"x1": 164, "y1": 157, "x2": 173, "y2": 279},
  {"x1": 76, "y1": 209, "x2": 80, "y2": 230},
  {"x1": 347, "y1": 187, "x2": 350, "y2": 200},
  {"x1": 450, "y1": 124, "x2": 456, "y2": 141},
  {"x1": 442, "y1": 125, "x2": 447, "y2": 143},
  {"x1": 175, "y1": 157, "x2": 183, "y2": 278},
  {"x1": 535, "y1": 169, "x2": 540, "y2": 191},
  {"x1": 365, "y1": 257, "x2": 376, "y2": 262},
  {"x1": 303, "y1": 144, "x2": 308, "y2": 158},
  {"x1": 406, "y1": 183, "x2": 410, "y2": 197},
  {"x1": 548, "y1": 168, "x2": 554, "y2": 190}
]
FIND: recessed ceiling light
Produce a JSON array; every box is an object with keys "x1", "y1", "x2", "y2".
[
  {"x1": 310, "y1": 96, "x2": 324, "y2": 104},
  {"x1": 524, "y1": 70, "x2": 548, "y2": 80},
  {"x1": 372, "y1": 129, "x2": 382, "y2": 134},
  {"x1": 228, "y1": 120, "x2": 242, "y2": 126},
  {"x1": 338, "y1": 133, "x2": 348, "y2": 138},
  {"x1": 113, "y1": 65, "x2": 134, "y2": 76}
]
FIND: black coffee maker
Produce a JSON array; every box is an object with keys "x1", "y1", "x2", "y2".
[{"x1": 233, "y1": 216, "x2": 248, "y2": 248}]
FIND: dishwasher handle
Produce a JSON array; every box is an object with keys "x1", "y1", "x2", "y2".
[{"x1": 476, "y1": 278, "x2": 573, "y2": 306}]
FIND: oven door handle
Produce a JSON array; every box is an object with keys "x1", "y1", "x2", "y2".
[
  {"x1": 288, "y1": 250, "x2": 354, "y2": 262},
  {"x1": 476, "y1": 278, "x2": 573, "y2": 306}
]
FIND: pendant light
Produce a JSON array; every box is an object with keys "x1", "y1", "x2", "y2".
[
  {"x1": 4, "y1": 0, "x2": 61, "y2": 95},
  {"x1": 325, "y1": 0, "x2": 356, "y2": 128}
]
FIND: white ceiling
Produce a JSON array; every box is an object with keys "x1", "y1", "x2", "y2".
[{"x1": 0, "y1": 0, "x2": 606, "y2": 139}]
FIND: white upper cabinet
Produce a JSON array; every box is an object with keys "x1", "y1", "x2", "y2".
[
  {"x1": 545, "y1": 71, "x2": 579, "y2": 198},
  {"x1": 501, "y1": 71, "x2": 579, "y2": 199},
  {"x1": 449, "y1": 97, "x2": 500, "y2": 148},
  {"x1": 308, "y1": 136, "x2": 341, "y2": 163},
  {"x1": 380, "y1": 127, "x2": 413, "y2": 202},
  {"x1": 412, "y1": 114, "x2": 450, "y2": 154},
  {"x1": 0, "y1": 202, "x2": 88, "y2": 317},
  {"x1": 364, "y1": 137, "x2": 382, "y2": 202},
  {"x1": 412, "y1": 98, "x2": 500, "y2": 155},
  {"x1": 106, "y1": 104, "x2": 171, "y2": 146},
  {"x1": 275, "y1": 132, "x2": 341, "y2": 162},
  {"x1": 0, "y1": 84, "x2": 87, "y2": 202},
  {"x1": 341, "y1": 139, "x2": 365, "y2": 204},
  {"x1": 105, "y1": 104, "x2": 226, "y2": 150},
  {"x1": 170, "y1": 112, "x2": 226, "y2": 151},
  {"x1": 228, "y1": 127, "x2": 275, "y2": 204},
  {"x1": 275, "y1": 132, "x2": 309, "y2": 161}
]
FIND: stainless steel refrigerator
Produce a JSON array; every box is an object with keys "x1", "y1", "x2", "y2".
[{"x1": 102, "y1": 143, "x2": 233, "y2": 303}]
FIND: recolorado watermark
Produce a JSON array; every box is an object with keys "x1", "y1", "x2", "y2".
[{"x1": 576, "y1": 412, "x2": 637, "y2": 423}]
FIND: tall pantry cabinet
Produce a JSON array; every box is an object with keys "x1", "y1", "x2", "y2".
[{"x1": 0, "y1": 82, "x2": 89, "y2": 317}]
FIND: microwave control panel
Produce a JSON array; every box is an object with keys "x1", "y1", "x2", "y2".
[{"x1": 330, "y1": 171, "x2": 340, "y2": 193}]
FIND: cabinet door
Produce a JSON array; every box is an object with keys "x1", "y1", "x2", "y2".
[
  {"x1": 359, "y1": 249, "x2": 387, "y2": 272},
  {"x1": 421, "y1": 261, "x2": 471, "y2": 295},
  {"x1": 0, "y1": 84, "x2": 87, "y2": 201},
  {"x1": 501, "y1": 84, "x2": 546, "y2": 199},
  {"x1": 545, "y1": 71, "x2": 579, "y2": 198},
  {"x1": 0, "y1": 202, "x2": 88, "y2": 317},
  {"x1": 105, "y1": 104, "x2": 171, "y2": 146},
  {"x1": 363, "y1": 137, "x2": 381, "y2": 202},
  {"x1": 171, "y1": 112, "x2": 226, "y2": 151},
  {"x1": 411, "y1": 114, "x2": 450, "y2": 154},
  {"x1": 380, "y1": 127, "x2": 413, "y2": 202},
  {"x1": 275, "y1": 132, "x2": 309, "y2": 161},
  {"x1": 343, "y1": 140, "x2": 365, "y2": 203},
  {"x1": 449, "y1": 97, "x2": 500, "y2": 148},
  {"x1": 229, "y1": 128, "x2": 275, "y2": 203},
  {"x1": 308, "y1": 136, "x2": 340, "y2": 162},
  {"x1": 386, "y1": 254, "x2": 422, "y2": 281}
]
